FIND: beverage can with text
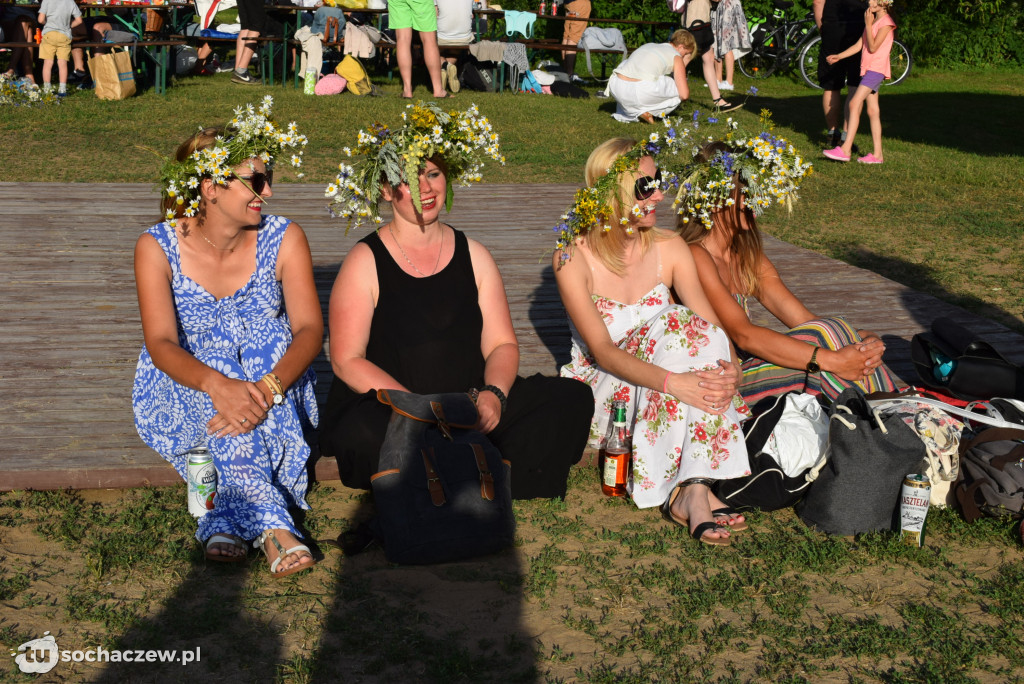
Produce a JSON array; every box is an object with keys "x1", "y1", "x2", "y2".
[
  {"x1": 186, "y1": 447, "x2": 217, "y2": 517},
  {"x1": 899, "y1": 474, "x2": 931, "y2": 547}
]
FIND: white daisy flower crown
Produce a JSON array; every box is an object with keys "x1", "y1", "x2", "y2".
[{"x1": 159, "y1": 95, "x2": 307, "y2": 227}]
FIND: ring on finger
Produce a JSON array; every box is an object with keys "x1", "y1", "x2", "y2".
[{"x1": 241, "y1": 418, "x2": 249, "y2": 424}]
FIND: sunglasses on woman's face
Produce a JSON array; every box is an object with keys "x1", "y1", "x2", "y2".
[
  {"x1": 634, "y1": 169, "x2": 663, "y2": 200},
  {"x1": 233, "y1": 170, "x2": 272, "y2": 195}
]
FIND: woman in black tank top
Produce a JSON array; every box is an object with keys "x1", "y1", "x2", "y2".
[{"x1": 320, "y1": 158, "x2": 593, "y2": 499}]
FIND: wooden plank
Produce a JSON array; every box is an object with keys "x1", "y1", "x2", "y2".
[{"x1": 2, "y1": 181, "x2": 1022, "y2": 491}]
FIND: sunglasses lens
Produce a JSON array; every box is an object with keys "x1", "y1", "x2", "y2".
[
  {"x1": 634, "y1": 169, "x2": 662, "y2": 200},
  {"x1": 237, "y1": 171, "x2": 271, "y2": 194}
]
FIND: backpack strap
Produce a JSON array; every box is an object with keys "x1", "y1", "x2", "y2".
[
  {"x1": 422, "y1": 448, "x2": 447, "y2": 506},
  {"x1": 472, "y1": 443, "x2": 495, "y2": 500}
]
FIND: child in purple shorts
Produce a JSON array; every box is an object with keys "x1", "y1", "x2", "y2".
[{"x1": 823, "y1": 0, "x2": 896, "y2": 164}]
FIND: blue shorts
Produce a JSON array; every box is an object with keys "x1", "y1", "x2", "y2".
[{"x1": 859, "y1": 70, "x2": 884, "y2": 93}]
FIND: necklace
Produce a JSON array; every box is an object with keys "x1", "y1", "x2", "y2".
[
  {"x1": 196, "y1": 225, "x2": 236, "y2": 252},
  {"x1": 388, "y1": 224, "x2": 443, "y2": 277}
]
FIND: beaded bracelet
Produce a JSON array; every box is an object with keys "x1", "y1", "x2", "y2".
[{"x1": 478, "y1": 384, "x2": 508, "y2": 413}]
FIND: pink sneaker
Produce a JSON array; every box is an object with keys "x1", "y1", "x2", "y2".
[
  {"x1": 857, "y1": 153, "x2": 884, "y2": 164},
  {"x1": 823, "y1": 146, "x2": 851, "y2": 162}
]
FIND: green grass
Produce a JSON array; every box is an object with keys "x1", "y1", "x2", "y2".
[
  {"x1": 1, "y1": 65, "x2": 1021, "y2": 332},
  {"x1": 1, "y1": 482, "x2": 1023, "y2": 682}
]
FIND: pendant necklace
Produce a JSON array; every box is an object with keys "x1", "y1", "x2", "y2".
[{"x1": 388, "y1": 224, "x2": 443, "y2": 276}]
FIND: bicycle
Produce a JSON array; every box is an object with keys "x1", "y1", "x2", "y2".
[
  {"x1": 736, "y1": 0, "x2": 819, "y2": 81},
  {"x1": 799, "y1": 34, "x2": 912, "y2": 88}
]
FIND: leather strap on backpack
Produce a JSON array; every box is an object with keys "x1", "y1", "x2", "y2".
[
  {"x1": 471, "y1": 443, "x2": 495, "y2": 501},
  {"x1": 422, "y1": 449, "x2": 446, "y2": 506}
]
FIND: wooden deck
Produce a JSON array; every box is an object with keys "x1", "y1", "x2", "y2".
[{"x1": 2, "y1": 181, "x2": 1022, "y2": 491}]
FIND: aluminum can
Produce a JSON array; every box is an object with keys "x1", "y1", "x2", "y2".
[
  {"x1": 186, "y1": 448, "x2": 217, "y2": 517},
  {"x1": 899, "y1": 474, "x2": 931, "y2": 547},
  {"x1": 538, "y1": 1, "x2": 546, "y2": 15},
  {"x1": 550, "y1": 1, "x2": 557, "y2": 15}
]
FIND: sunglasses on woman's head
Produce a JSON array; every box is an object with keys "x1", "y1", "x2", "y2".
[
  {"x1": 232, "y1": 170, "x2": 273, "y2": 195},
  {"x1": 634, "y1": 169, "x2": 663, "y2": 200}
]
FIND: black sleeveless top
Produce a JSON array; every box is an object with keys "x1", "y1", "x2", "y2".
[{"x1": 330, "y1": 227, "x2": 485, "y2": 408}]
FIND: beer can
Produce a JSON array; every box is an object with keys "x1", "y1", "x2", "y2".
[
  {"x1": 186, "y1": 448, "x2": 217, "y2": 517},
  {"x1": 899, "y1": 474, "x2": 931, "y2": 547}
]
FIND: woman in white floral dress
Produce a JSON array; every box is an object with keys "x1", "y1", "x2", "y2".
[{"x1": 554, "y1": 137, "x2": 751, "y2": 546}]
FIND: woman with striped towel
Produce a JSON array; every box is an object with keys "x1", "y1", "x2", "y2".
[{"x1": 676, "y1": 136, "x2": 899, "y2": 405}]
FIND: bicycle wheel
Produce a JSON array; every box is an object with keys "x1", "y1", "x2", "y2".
[
  {"x1": 799, "y1": 35, "x2": 823, "y2": 89},
  {"x1": 883, "y1": 39, "x2": 912, "y2": 86},
  {"x1": 738, "y1": 48, "x2": 777, "y2": 79}
]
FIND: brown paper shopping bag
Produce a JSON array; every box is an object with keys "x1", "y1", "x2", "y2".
[{"x1": 88, "y1": 47, "x2": 137, "y2": 100}]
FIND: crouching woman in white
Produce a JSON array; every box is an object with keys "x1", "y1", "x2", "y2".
[{"x1": 608, "y1": 29, "x2": 696, "y2": 124}]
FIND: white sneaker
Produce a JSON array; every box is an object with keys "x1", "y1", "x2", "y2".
[{"x1": 719, "y1": 81, "x2": 734, "y2": 91}]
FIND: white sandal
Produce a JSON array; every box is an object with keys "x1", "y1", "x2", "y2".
[
  {"x1": 255, "y1": 530, "x2": 315, "y2": 579},
  {"x1": 204, "y1": 533, "x2": 247, "y2": 563}
]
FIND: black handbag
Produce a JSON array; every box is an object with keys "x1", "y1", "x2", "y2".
[
  {"x1": 910, "y1": 317, "x2": 1024, "y2": 401},
  {"x1": 370, "y1": 390, "x2": 515, "y2": 565},
  {"x1": 796, "y1": 388, "x2": 927, "y2": 536}
]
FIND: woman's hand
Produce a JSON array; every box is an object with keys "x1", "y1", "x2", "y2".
[
  {"x1": 665, "y1": 359, "x2": 739, "y2": 415},
  {"x1": 827, "y1": 342, "x2": 884, "y2": 381},
  {"x1": 205, "y1": 376, "x2": 270, "y2": 437},
  {"x1": 475, "y1": 390, "x2": 502, "y2": 434}
]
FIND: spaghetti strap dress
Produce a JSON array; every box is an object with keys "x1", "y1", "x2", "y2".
[
  {"x1": 560, "y1": 248, "x2": 749, "y2": 509},
  {"x1": 319, "y1": 227, "x2": 594, "y2": 499},
  {"x1": 132, "y1": 215, "x2": 318, "y2": 542}
]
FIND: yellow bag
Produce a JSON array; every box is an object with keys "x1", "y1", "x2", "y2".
[
  {"x1": 88, "y1": 47, "x2": 137, "y2": 101},
  {"x1": 336, "y1": 55, "x2": 372, "y2": 96}
]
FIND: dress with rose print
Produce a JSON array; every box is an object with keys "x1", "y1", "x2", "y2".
[
  {"x1": 561, "y1": 281, "x2": 750, "y2": 509},
  {"x1": 132, "y1": 216, "x2": 319, "y2": 543}
]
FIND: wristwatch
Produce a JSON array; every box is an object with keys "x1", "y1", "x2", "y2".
[
  {"x1": 806, "y1": 347, "x2": 821, "y2": 374},
  {"x1": 262, "y1": 373, "x2": 285, "y2": 406}
]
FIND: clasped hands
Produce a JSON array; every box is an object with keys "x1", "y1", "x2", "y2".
[
  {"x1": 664, "y1": 359, "x2": 741, "y2": 415},
  {"x1": 206, "y1": 376, "x2": 274, "y2": 438},
  {"x1": 833, "y1": 332, "x2": 886, "y2": 381}
]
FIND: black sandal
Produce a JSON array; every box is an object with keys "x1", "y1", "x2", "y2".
[
  {"x1": 712, "y1": 506, "x2": 748, "y2": 532},
  {"x1": 712, "y1": 97, "x2": 742, "y2": 113},
  {"x1": 660, "y1": 478, "x2": 731, "y2": 546}
]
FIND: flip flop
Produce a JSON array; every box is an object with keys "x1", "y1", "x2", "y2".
[
  {"x1": 711, "y1": 97, "x2": 742, "y2": 113},
  {"x1": 660, "y1": 480, "x2": 732, "y2": 546},
  {"x1": 712, "y1": 506, "x2": 748, "y2": 532},
  {"x1": 257, "y1": 530, "x2": 315, "y2": 579},
  {"x1": 204, "y1": 533, "x2": 248, "y2": 563}
]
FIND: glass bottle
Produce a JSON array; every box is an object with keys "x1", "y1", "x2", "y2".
[{"x1": 601, "y1": 400, "x2": 631, "y2": 497}]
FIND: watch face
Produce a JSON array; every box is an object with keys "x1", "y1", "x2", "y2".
[
  {"x1": 273, "y1": 393, "x2": 285, "y2": 405},
  {"x1": 807, "y1": 362, "x2": 820, "y2": 374}
]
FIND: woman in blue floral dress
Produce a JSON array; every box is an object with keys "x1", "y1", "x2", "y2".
[
  {"x1": 554, "y1": 137, "x2": 751, "y2": 546},
  {"x1": 132, "y1": 98, "x2": 321, "y2": 578}
]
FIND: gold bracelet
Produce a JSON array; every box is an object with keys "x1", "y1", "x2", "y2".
[{"x1": 262, "y1": 374, "x2": 283, "y2": 395}]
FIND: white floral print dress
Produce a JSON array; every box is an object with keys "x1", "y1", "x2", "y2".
[{"x1": 561, "y1": 282, "x2": 750, "y2": 509}]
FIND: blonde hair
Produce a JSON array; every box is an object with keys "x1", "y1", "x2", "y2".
[
  {"x1": 582, "y1": 138, "x2": 655, "y2": 276},
  {"x1": 676, "y1": 142, "x2": 764, "y2": 298},
  {"x1": 669, "y1": 29, "x2": 696, "y2": 57},
  {"x1": 160, "y1": 127, "x2": 223, "y2": 223}
]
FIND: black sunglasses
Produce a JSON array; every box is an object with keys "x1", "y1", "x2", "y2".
[
  {"x1": 232, "y1": 170, "x2": 273, "y2": 195},
  {"x1": 634, "y1": 169, "x2": 663, "y2": 200}
]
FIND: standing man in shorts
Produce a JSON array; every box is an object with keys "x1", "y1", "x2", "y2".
[
  {"x1": 560, "y1": 0, "x2": 590, "y2": 83},
  {"x1": 814, "y1": 0, "x2": 866, "y2": 148},
  {"x1": 233, "y1": 0, "x2": 267, "y2": 84},
  {"x1": 391, "y1": 0, "x2": 446, "y2": 98}
]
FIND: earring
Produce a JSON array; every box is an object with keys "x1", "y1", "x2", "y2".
[{"x1": 210, "y1": 198, "x2": 217, "y2": 205}]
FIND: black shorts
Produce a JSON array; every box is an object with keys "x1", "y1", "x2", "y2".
[
  {"x1": 236, "y1": 0, "x2": 267, "y2": 33},
  {"x1": 818, "y1": 21, "x2": 862, "y2": 91},
  {"x1": 688, "y1": 20, "x2": 714, "y2": 54}
]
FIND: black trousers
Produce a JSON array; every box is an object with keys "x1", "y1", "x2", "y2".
[{"x1": 320, "y1": 374, "x2": 594, "y2": 499}]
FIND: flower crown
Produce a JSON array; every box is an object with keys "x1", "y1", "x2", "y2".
[
  {"x1": 672, "y1": 109, "x2": 812, "y2": 230},
  {"x1": 159, "y1": 95, "x2": 307, "y2": 227},
  {"x1": 326, "y1": 101, "x2": 504, "y2": 232},
  {"x1": 552, "y1": 109, "x2": 811, "y2": 259}
]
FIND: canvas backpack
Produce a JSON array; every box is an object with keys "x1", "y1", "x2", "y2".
[{"x1": 336, "y1": 55, "x2": 375, "y2": 95}]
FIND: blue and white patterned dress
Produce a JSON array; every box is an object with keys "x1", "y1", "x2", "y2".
[{"x1": 132, "y1": 215, "x2": 318, "y2": 542}]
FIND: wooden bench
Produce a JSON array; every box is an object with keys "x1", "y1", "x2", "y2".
[
  {"x1": 0, "y1": 39, "x2": 184, "y2": 94},
  {"x1": 170, "y1": 33, "x2": 289, "y2": 85}
]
